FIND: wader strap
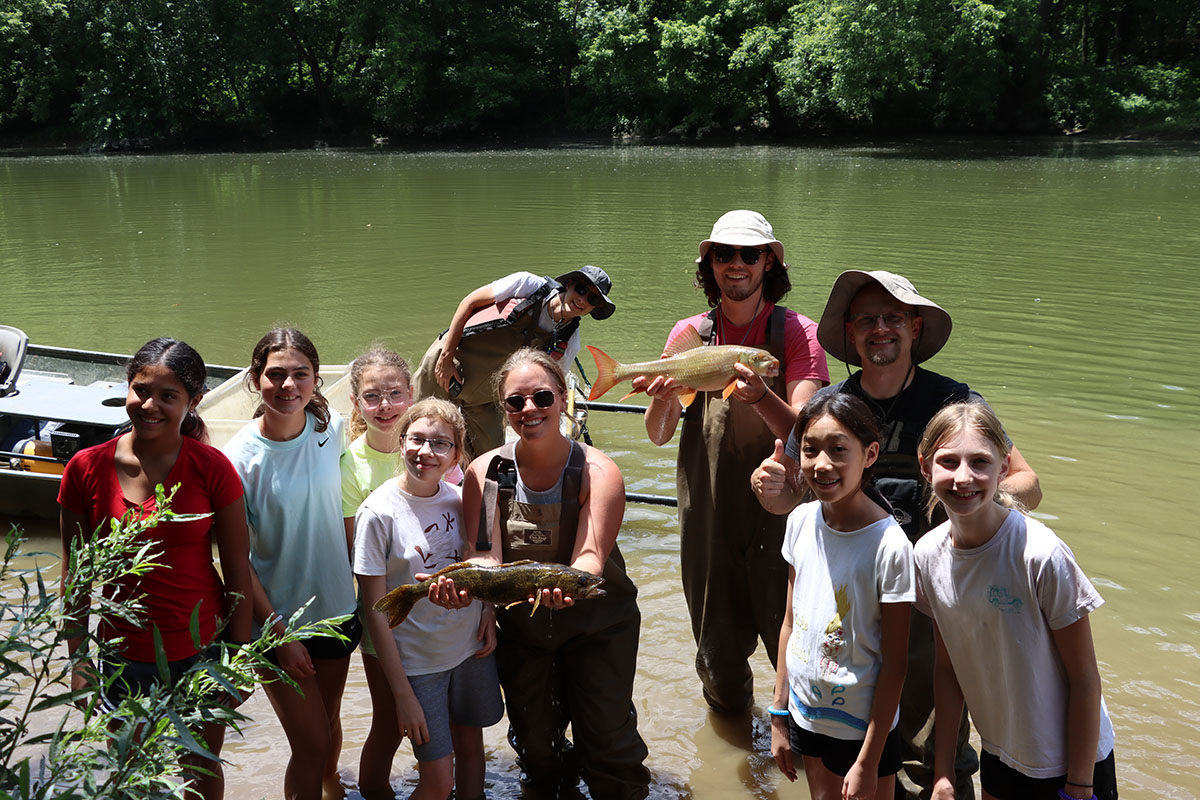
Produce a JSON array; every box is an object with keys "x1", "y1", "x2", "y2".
[
  {"x1": 476, "y1": 443, "x2": 519, "y2": 552},
  {"x1": 557, "y1": 441, "x2": 587, "y2": 542},
  {"x1": 767, "y1": 305, "x2": 787, "y2": 399},
  {"x1": 697, "y1": 309, "x2": 718, "y2": 344}
]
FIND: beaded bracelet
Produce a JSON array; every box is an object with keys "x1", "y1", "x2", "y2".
[
  {"x1": 1056, "y1": 789, "x2": 1096, "y2": 800},
  {"x1": 766, "y1": 706, "x2": 790, "y2": 717}
]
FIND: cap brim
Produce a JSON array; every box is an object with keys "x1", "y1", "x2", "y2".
[{"x1": 556, "y1": 270, "x2": 616, "y2": 321}]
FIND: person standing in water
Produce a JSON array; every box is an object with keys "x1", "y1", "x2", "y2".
[
  {"x1": 635, "y1": 210, "x2": 829, "y2": 714},
  {"x1": 412, "y1": 266, "x2": 615, "y2": 459}
]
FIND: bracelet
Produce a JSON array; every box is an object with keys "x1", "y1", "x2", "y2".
[
  {"x1": 749, "y1": 387, "x2": 769, "y2": 404},
  {"x1": 1065, "y1": 783, "x2": 1093, "y2": 789},
  {"x1": 766, "y1": 706, "x2": 790, "y2": 717},
  {"x1": 1056, "y1": 790, "x2": 1096, "y2": 800}
]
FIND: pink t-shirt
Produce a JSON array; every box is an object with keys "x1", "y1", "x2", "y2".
[
  {"x1": 58, "y1": 436, "x2": 244, "y2": 661},
  {"x1": 665, "y1": 304, "x2": 829, "y2": 388}
]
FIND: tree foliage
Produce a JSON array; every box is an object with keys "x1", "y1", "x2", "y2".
[{"x1": 0, "y1": 0, "x2": 1196, "y2": 146}]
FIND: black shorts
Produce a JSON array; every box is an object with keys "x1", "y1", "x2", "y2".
[
  {"x1": 980, "y1": 749, "x2": 1118, "y2": 800},
  {"x1": 266, "y1": 613, "x2": 362, "y2": 665},
  {"x1": 787, "y1": 716, "x2": 903, "y2": 777},
  {"x1": 99, "y1": 642, "x2": 222, "y2": 712}
]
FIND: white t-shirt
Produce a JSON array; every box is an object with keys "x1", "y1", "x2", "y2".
[
  {"x1": 490, "y1": 271, "x2": 582, "y2": 366},
  {"x1": 224, "y1": 412, "x2": 356, "y2": 635},
  {"x1": 352, "y1": 480, "x2": 482, "y2": 675},
  {"x1": 914, "y1": 509, "x2": 1115, "y2": 778},
  {"x1": 782, "y1": 501, "x2": 915, "y2": 740}
]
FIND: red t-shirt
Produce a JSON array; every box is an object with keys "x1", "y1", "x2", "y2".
[
  {"x1": 58, "y1": 435, "x2": 244, "y2": 661},
  {"x1": 666, "y1": 304, "x2": 830, "y2": 388}
]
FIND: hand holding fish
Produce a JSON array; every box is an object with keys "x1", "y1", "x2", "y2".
[
  {"x1": 425, "y1": 573, "x2": 474, "y2": 609},
  {"x1": 728, "y1": 361, "x2": 770, "y2": 404},
  {"x1": 753, "y1": 439, "x2": 788, "y2": 499}
]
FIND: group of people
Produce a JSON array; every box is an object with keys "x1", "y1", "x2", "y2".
[{"x1": 54, "y1": 208, "x2": 1116, "y2": 800}]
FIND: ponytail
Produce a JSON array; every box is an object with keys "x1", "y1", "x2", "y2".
[{"x1": 181, "y1": 408, "x2": 210, "y2": 443}]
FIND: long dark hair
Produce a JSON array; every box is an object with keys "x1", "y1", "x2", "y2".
[
  {"x1": 244, "y1": 327, "x2": 332, "y2": 433},
  {"x1": 693, "y1": 252, "x2": 792, "y2": 308},
  {"x1": 792, "y1": 392, "x2": 892, "y2": 515},
  {"x1": 126, "y1": 337, "x2": 209, "y2": 442}
]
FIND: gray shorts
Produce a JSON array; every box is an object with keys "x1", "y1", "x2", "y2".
[{"x1": 409, "y1": 652, "x2": 504, "y2": 762}]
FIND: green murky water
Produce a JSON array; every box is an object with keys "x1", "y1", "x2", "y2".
[{"x1": 2, "y1": 141, "x2": 1198, "y2": 798}]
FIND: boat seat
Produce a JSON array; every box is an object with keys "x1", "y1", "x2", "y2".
[{"x1": 0, "y1": 325, "x2": 30, "y2": 397}]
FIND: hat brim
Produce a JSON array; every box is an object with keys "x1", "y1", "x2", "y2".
[
  {"x1": 816, "y1": 270, "x2": 952, "y2": 366},
  {"x1": 555, "y1": 270, "x2": 616, "y2": 321}
]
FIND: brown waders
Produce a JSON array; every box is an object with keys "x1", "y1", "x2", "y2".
[
  {"x1": 412, "y1": 282, "x2": 578, "y2": 459},
  {"x1": 677, "y1": 306, "x2": 789, "y2": 714},
  {"x1": 480, "y1": 442, "x2": 650, "y2": 800}
]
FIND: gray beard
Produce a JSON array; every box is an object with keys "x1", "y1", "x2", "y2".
[{"x1": 866, "y1": 349, "x2": 899, "y2": 367}]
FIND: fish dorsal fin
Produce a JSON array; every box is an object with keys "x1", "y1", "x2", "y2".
[
  {"x1": 720, "y1": 380, "x2": 738, "y2": 400},
  {"x1": 678, "y1": 389, "x2": 698, "y2": 408},
  {"x1": 663, "y1": 324, "x2": 704, "y2": 358},
  {"x1": 431, "y1": 562, "x2": 475, "y2": 578}
]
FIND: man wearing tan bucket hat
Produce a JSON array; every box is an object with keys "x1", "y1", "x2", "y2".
[
  {"x1": 634, "y1": 210, "x2": 830, "y2": 714},
  {"x1": 752, "y1": 269, "x2": 1041, "y2": 799}
]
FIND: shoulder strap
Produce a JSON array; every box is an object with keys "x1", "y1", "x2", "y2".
[
  {"x1": 767, "y1": 305, "x2": 787, "y2": 398},
  {"x1": 697, "y1": 309, "x2": 718, "y2": 344},
  {"x1": 557, "y1": 441, "x2": 587, "y2": 545},
  {"x1": 476, "y1": 443, "x2": 518, "y2": 552}
]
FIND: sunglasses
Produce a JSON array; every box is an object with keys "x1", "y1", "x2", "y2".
[
  {"x1": 569, "y1": 279, "x2": 603, "y2": 307},
  {"x1": 503, "y1": 389, "x2": 557, "y2": 413},
  {"x1": 711, "y1": 245, "x2": 769, "y2": 265}
]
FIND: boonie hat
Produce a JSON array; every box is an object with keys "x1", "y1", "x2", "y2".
[
  {"x1": 817, "y1": 270, "x2": 953, "y2": 366},
  {"x1": 697, "y1": 210, "x2": 787, "y2": 269},
  {"x1": 555, "y1": 265, "x2": 616, "y2": 321}
]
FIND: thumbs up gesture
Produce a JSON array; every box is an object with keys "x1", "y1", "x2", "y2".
[{"x1": 752, "y1": 438, "x2": 788, "y2": 499}]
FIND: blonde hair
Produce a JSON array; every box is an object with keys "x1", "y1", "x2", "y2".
[
  {"x1": 397, "y1": 398, "x2": 468, "y2": 470},
  {"x1": 918, "y1": 401, "x2": 1023, "y2": 520},
  {"x1": 347, "y1": 345, "x2": 412, "y2": 440},
  {"x1": 493, "y1": 348, "x2": 567, "y2": 407}
]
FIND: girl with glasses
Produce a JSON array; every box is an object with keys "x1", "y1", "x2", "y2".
[
  {"x1": 353, "y1": 398, "x2": 503, "y2": 800},
  {"x1": 222, "y1": 327, "x2": 361, "y2": 800},
  {"x1": 427, "y1": 348, "x2": 651, "y2": 800}
]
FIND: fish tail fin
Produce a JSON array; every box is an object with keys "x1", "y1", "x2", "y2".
[
  {"x1": 587, "y1": 346, "x2": 621, "y2": 400},
  {"x1": 373, "y1": 585, "x2": 422, "y2": 628}
]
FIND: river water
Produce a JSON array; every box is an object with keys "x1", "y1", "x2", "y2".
[{"x1": 1, "y1": 141, "x2": 1198, "y2": 798}]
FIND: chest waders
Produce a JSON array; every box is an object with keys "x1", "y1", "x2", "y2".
[
  {"x1": 677, "y1": 304, "x2": 790, "y2": 714},
  {"x1": 413, "y1": 281, "x2": 579, "y2": 458},
  {"x1": 477, "y1": 442, "x2": 649, "y2": 800}
]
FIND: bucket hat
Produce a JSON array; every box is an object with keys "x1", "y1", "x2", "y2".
[
  {"x1": 817, "y1": 270, "x2": 952, "y2": 366},
  {"x1": 555, "y1": 265, "x2": 616, "y2": 321},
  {"x1": 697, "y1": 210, "x2": 787, "y2": 269}
]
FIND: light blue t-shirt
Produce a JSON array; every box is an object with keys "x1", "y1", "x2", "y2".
[{"x1": 224, "y1": 411, "x2": 356, "y2": 635}]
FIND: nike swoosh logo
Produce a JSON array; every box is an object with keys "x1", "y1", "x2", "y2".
[{"x1": 318, "y1": 438, "x2": 329, "y2": 447}]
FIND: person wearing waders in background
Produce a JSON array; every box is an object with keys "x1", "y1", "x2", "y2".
[
  {"x1": 412, "y1": 266, "x2": 615, "y2": 460},
  {"x1": 751, "y1": 270, "x2": 1043, "y2": 799},
  {"x1": 633, "y1": 210, "x2": 829, "y2": 714}
]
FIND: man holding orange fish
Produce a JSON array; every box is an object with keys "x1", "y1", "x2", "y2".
[{"x1": 632, "y1": 209, "x2": 829, "y2": 714}]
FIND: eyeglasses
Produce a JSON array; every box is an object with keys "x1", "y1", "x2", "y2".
[
  {"x1": 403, "y1": 433, "x2": 454, "y2": 456},
  {"x1": 569, "y1": 280, "x2": 602, "y2": 307},
  {"x1": 503, "y1": 389, "x2": 557, "y2": 413},
  {"x1": 849, "y1": 311, "x2": 912, "y2": 332},
  {"x1": 711, "y1": 245, "x2": 769, "y2": 265},
  {"x1": 359, "y1": 388, "x2": 408, "y2": 408}
]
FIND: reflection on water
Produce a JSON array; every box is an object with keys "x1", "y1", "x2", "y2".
[{"x1": 2, "y1": 141, "x2": 1199, "y2": 797}]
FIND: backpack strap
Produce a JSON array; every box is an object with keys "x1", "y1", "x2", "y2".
[
  {"x1": 767, "y1": 305, "x2": 787, "y2": 398},
  {"x1": 696, "y1": 308, "x2": 718, "y2": 345}
]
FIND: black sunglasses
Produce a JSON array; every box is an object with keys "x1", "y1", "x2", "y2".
[
  {"x1": 569, "y1": 279, "x2": 603, "y2": 307},
  {"x1": 711, "y1": 244, "x2": 769, "y2": 266},
  {"x1": 503, "y1": 389, "x2": 557, "y2": 413}
]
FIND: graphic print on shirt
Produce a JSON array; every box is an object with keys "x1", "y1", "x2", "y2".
[
  {"x1": 987, "y1": 585, "x2": 1023, "y2": 614},
  {"x1": 818, "y1": 584, "x2": 851, "y2": 676}
]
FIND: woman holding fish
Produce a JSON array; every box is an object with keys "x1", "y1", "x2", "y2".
[{"x1": 428, "y1": 348, "x2": 651, "y2": 800}]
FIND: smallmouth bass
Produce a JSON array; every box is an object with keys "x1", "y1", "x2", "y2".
[
  {"x1": 373, "y1": 560, "x2": 607, "y2": 627},
  {"x1": 587, "y1": 323, "x2": 780, "y2": 407}
]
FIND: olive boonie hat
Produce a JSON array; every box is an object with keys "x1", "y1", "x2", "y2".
[
  {"x1": 697, "y1": 210, "x2": 787, "y2": 269},
  {"x1": 817, "y1": 270, "x2": 953, "y2": 366},
  {"x1": 555, "y1": 265, "x2": 616, "y2": 321}
]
